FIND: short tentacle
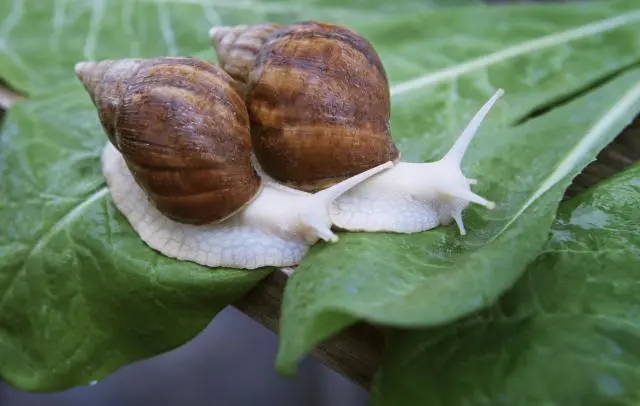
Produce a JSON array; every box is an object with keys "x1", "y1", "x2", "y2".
[
  {"x1": 445, "y1": 188, "x2": 496, "y2": 210},
  {"x1": 452, "y1": 211, "x2": 466, "y2": 236},
  {"x1": 301, "y1": 161, "x2": 394, "y2": 243},
  {"x1": 316, "y1": 162, "x2": 394, "y2": 208}
]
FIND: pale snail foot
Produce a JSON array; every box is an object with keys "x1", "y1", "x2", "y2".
[
  {"x1": 101, "y1": 141, "x2": 307, "y2": 269},
  {"x1": 101, "y1": 142, "x2": 393, "y2": 270},
  {"x1": 329, "y1": 162, "x2": 485, "y2": 235},
  {"x1": 331, "y1": 89, "x2": 504, "y2": 236}
]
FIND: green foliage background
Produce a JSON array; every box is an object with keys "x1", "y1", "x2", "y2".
[{"x1": 0, "y1": 0, "x2": 638, "y2": 404}]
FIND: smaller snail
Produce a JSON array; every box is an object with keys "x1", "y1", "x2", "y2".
[
  {"x1": 75, "y1": 56, "x2": 393, "y2": 270},
  {"x1": 209, "y1": 21, "x2": 501, "y2": 236}
]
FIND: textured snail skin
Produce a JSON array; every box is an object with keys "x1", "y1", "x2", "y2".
[
  {"x1": 210, "y1": 22, "x2": 500, "y2": 236},
  {"x1": 101, "y1": 141, "x2": 392, "y2": 269},
  {"x1": 77, "y1": 56, "x2": 394, "y2": 269},
  {"x1": 329, "y1": 90, "x2": 502, "y2": 235},
  {"x1": 101, "y1": 141, "x2": 299, "y2": 269}
]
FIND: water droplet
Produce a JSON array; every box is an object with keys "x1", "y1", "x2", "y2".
[
  {"x1": 596, "y1": 374, "x2": 623, "y2": 397},
  {"x1": 569, "y1": 206, "x2": 610, "y2": 229}
]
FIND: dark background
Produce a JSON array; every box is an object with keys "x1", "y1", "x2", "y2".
[
  {"x1": 1, "y1": 307, "x2": 366, "y2": 406},
  {"x1": 0, "y1": 1, "x2": 587, "y2": 405}
]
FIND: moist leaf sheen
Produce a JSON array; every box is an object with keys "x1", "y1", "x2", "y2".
[
  {"x1": 276, "y1": 0, "x2": 640, "y2": 375},
  {"x1": 0, "y1": 0, "x2": 479, "y2": 392},
  {"x1": 0, "y1": 0, "x2": 638, "y2": 392},
  {"x1": 371, "y1": 162, "x2": 640, "y2": 406}
]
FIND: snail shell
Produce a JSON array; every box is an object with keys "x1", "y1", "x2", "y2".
[
  {"x1": 213, "y1": 21, "x2": 400, "y2": 192},
  {"x1": 76, "y1": 57, "x2": 260, "y2": 225}
]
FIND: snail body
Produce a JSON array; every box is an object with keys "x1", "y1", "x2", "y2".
[
  {"x1": 210, "y1": 21, "x2": 500, "y2": 236},
  {"x1": 76, "y1": 56, "x2": 392, "y2": 269}
]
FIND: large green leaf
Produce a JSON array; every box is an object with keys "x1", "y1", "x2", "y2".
[
  {"x1": 0, "y1": 94, "x2": 271, "y2": 392},
  {"x1": 0, "y1": 0, "x2": 478, "y2": 94},
  {"x1": 0, "y1": 0, "x2": 480, "y2": 393},
  {"x1": 275, "y1": 0, "x2": 640, "y2": 374},
  {"x1": 371, "y1": 161, "x2": 640, "y2": 406},
  {"x1": 0, "y1": 0, "x2": 639, "y2": 392}
]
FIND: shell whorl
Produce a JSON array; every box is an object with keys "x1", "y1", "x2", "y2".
[
  {"x1": 76, "y1": 57, "x2": 262, "y2": 225},
  {"x1": 76, "y1": 59, "x2": 145, "y2": 147},
  {"x1": 209, "y1": 23, "x2": 283, "y2": 85},
  {"x1": 245, "y1": 21, "x2": 400, "y2": 192}
]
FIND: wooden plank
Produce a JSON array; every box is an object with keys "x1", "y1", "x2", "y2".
[
  {"x1": 233, "y1": 269, "x2": 385, "y2": 390},
  {"x1": 0, "y1": 83, "x2": 23, "y2": 110}
]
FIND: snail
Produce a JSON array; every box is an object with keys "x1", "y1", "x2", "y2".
[
  {"x1": 209, "y1": 21, "x2": 502, "y2": 236},
  {"x1": 74, "y1": 56, "x2": 393, "y2": 270}
]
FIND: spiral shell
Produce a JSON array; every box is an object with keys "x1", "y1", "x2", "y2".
[
  {"x1": 76, "y1": 57, "x2": 261, "y2": 225},
  {"x1": 209, "y1": 23, "x2": 283, "y2": 85},
  {"x1": 243, "y1": 21, "x2": 400, "y2": 192}
]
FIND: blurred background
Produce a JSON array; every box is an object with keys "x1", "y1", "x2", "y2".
[
  {"x1": 1, "y1": 307, "x2": 367, "y2": 406},
  {"x1": 0, "y1": 0, "x2": 586, "y2": 405}
]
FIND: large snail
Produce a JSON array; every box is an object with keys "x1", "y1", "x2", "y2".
[
  {"x1": 75, "y1": 56, "x2": 392, "y2": 270},
  {"x1": 209, "y1": 21, "x2": 502, "y2": 236}
]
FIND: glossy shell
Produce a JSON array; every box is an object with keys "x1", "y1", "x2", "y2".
[
  {"x1": 210, "y1": 23, "x2": 283, "y2": 85},
  {"x1": 245, "y1": 21, "x2": 400, "y2": 192},
  {"x1": 76, "y1": 57, "x2": 261, "y2": 225}
]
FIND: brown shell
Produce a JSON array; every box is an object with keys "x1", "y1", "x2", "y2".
[
  {"x1": 76, "y1": 59, "x2": 145, "y2": 147},
  {"x1": 76, "y1": 57, "x2": 261, "y2": 225},
  {"x1": 244, "y1": 21, "x2": 400, "y2": 192},
  {"x1": 210, "y1": 23, "x2": 283, "y2": 86}
]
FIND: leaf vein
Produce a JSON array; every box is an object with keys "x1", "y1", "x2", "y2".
[
  {"x1": 390, "y1": 10, "x2": 640, "y2": 96},
  {"x1": 0, "y1": 187, "x2": 108, "y2": 313},
  {"x1": 0, "y1": 0, "x2": 23, "y2": 45},
  {"x1": 488, "y1": 80, "x2": 640, "y2": 243},
  {"x1": 156, "y1": 2, "x2": 178, "y2": 56},
  {"x1": 83, "y1": 0, "x2": 105, "y2": 61}
]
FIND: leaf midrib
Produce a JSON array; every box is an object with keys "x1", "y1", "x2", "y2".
[
  {"x1": 389, "y1": 10, "x2": 640, "y2": 97},
  {"x1": 137, "y1": 0, "x2": 431, "y2": 18},
  {"x1": 488, "y1": 79, "x2": 640, "y2": 243},
  {"x1": 0, "y1": 186, "x2": 108, "y2": 313}
]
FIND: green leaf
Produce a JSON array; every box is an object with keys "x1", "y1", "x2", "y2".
[
  {"x1": 0, "y1": 0, "x2": 480, "y2": 392},
  {"x1": 0, "y1": 0, "x2": 638, "y2": 392},
  {"x1": 276, "y1": 0, "x2": 640, "y2": 374},
  {"x1": 0, "y1": 0, "x2": 478, "y2": 94},
  {"x1": 0, "y1": 92, "x2": 271, "y2": 391},
  {"x1": 371, "y1": 161, "x2": 640, "y2": 406},
  {"x1": 0, "y1": 0, "x2": 274, "y2": 392}
]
